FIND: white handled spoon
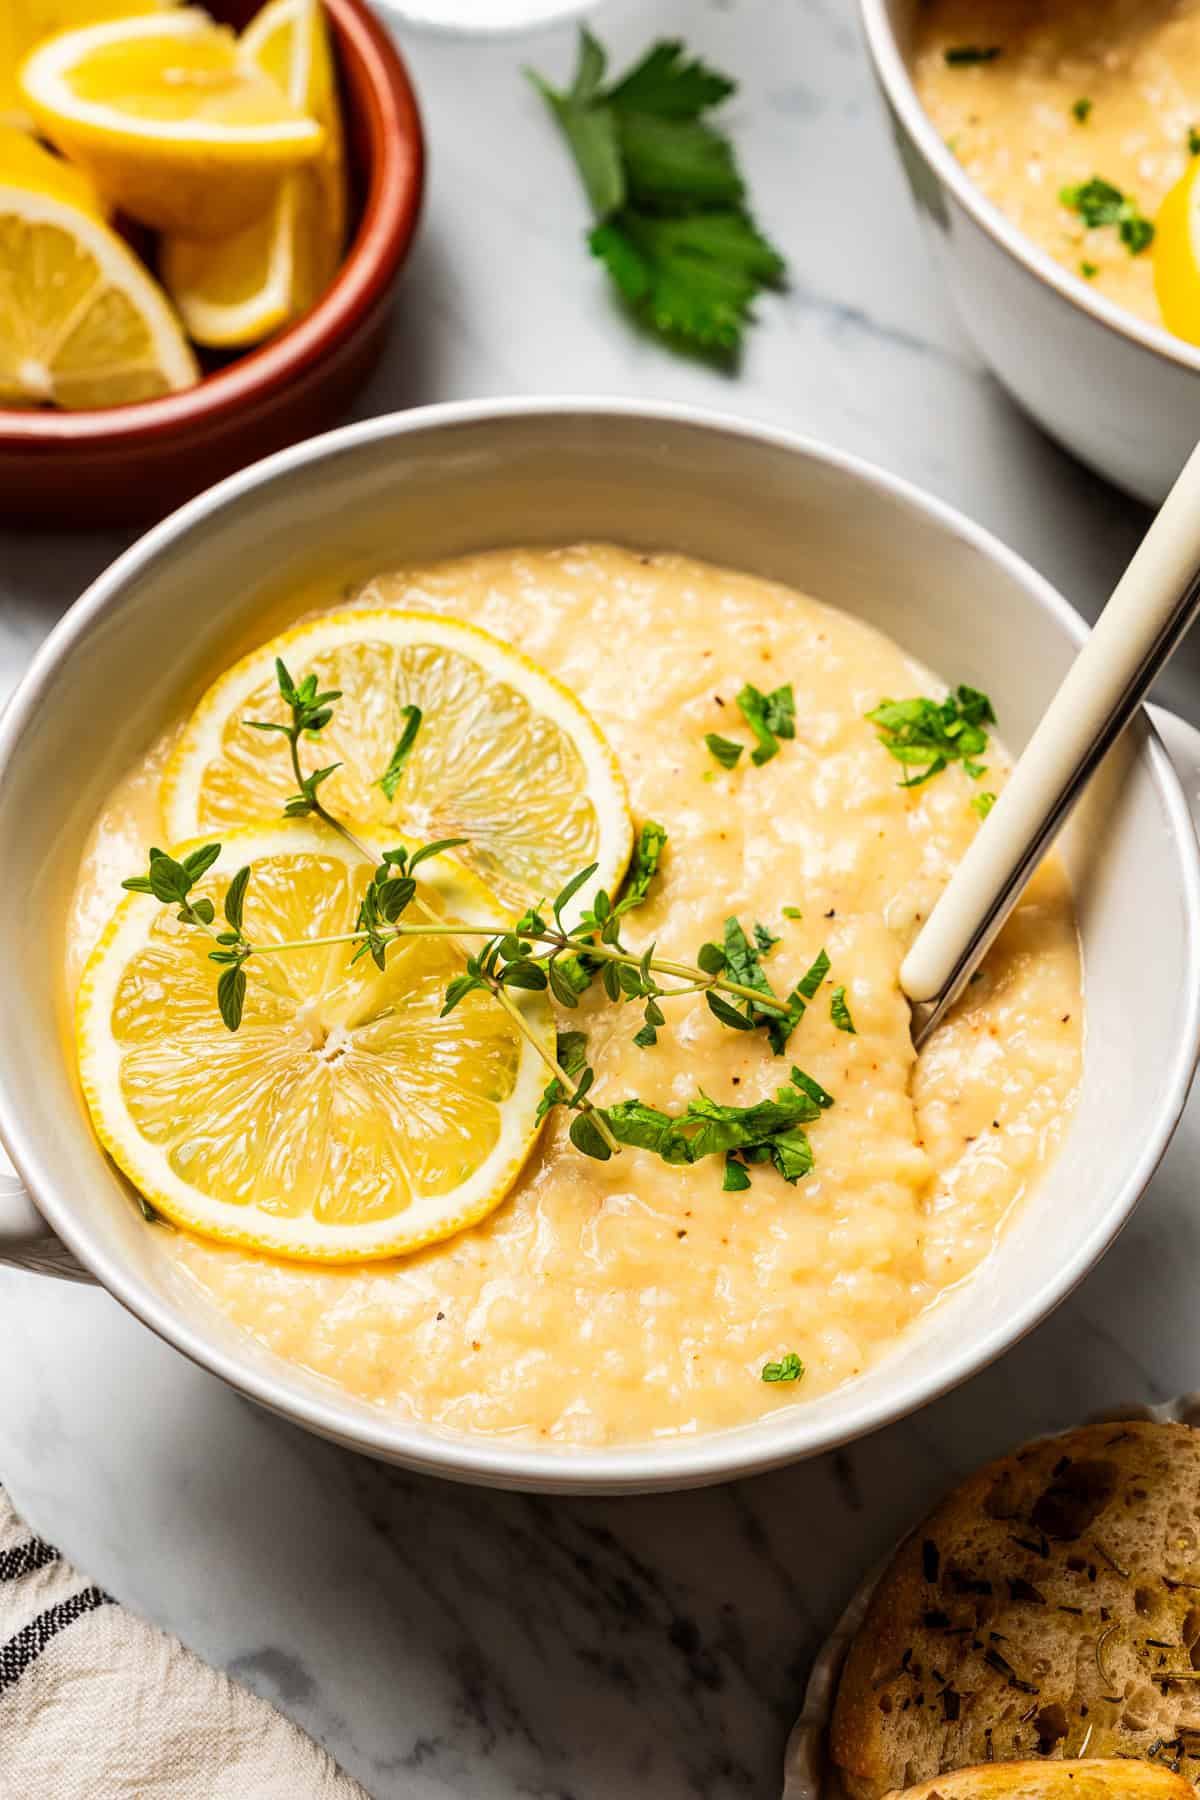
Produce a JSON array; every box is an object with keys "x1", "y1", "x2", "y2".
[{"x1": 904, "y1": 440, "x2": 1200, "y2": 1046}]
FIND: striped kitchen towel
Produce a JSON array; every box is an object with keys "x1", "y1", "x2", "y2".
[{"x1": 0, "y1": 1487, "x2": 369, "y2": 1798}]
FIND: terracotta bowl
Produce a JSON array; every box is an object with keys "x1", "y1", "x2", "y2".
[{"x1": 0, "y1": 0, "x2": 424, "y2": 528}]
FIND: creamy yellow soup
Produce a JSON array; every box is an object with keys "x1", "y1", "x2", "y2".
[
  {"x1": 914, "y1": 0, "x2": 1200, "y2": 331},
  {"x1": 69, "y1": 547, "x2": 1082, "y2": 1447}
]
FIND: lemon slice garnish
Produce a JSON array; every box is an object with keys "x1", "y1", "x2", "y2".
[
  {"x1": 77, "y1": 827, "x2": 553, "y2": 1261},
  {"x1": 162, "y1": 609, "x2": 634, "y2": 916},
  {"x1": 19, "y1": 9, "x2": 324, "y2": 237},
  {"x1": 0, "y1": 151, "x2": 197, "y2": 407},
  {"x1": 161, "y1": 0, "x2": 347, "y2": 347},
  {"x1": 1155, "y1": 157, "x2": 1200, "y2": 346}
]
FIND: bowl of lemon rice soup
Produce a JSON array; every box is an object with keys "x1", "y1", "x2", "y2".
[
  {"x1": 859, "y1": 0, "x2": 1200, "y2": 503},
  {"x1": 0, "y1": 401, "x2": 1197, "y2": 1493}
]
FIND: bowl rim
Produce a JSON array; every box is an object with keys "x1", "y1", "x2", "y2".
[
  {"x1": 0, "y1": 0, "x2": 424, "y2": 453},
  {"x1": 857, "y1": 0, "x2": 1200, "y2": 378},
  {"x1": 5, "y1": 396, "x2": 1200, "y2": 1492}
]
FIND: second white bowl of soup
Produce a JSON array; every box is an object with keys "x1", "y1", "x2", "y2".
[
  {"x1": 859, "y1": 0, "x2": 1200, "y2": 503},
  {"x1": 0, "y1": 401, "x2": 1197, "y2": 1492}
]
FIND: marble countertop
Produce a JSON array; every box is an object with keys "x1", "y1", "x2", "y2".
[{"x1": 4, "y1": 2, "x2": 1199, "y2": 1795}]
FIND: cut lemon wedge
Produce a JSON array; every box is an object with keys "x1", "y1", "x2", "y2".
[
  {"x1": 0, "y1": 175, "x2": 197, "y2": 407},
  {"x1": 19, "y1": 10, "x2": 324, "y2": 236},
  {"x1": 161, "y1": 0, "x2": 346, "y2": 347},
  {"x1": 1, "y1": 0, "x2": 177, "y2": 127},
  {"x1": 77, "y1": 826, "x2": 553, "y2": 1261},
  {"x1": 162, "y1": 610, "x2": 634, "y2": 917},
  {"x1": 0, "y1": 120, "x2": 105, "y2": 215},
  {"x1": 1155, "y1": 158, "x2": 1200, "y2": 346}
]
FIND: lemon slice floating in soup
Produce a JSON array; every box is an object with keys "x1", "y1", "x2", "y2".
[
  {"x1": 162, "y1": 610, "x2": 634, "y2": 916},
  {"x1": 76, "y1": 827, "x2": 554, "y2": 1261}
]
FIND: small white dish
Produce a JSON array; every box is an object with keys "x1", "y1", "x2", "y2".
[
  {"x1": 858, "y1": 0, "x2": 1200, "y2": 505},
  {"x1": 0, "y1": 399, "x2": 1197, "y2": 1494}
]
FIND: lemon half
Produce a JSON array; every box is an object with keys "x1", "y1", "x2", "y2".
[
  {"x1": 161, "y1": 0, "x2": 347, "y2": 347},
  {"x1": 77, "y1": 826, "x2": 553, "y2": 1261},
  {"x1": 20, "y1": 9, "x2": 324, "y2": 236},
  {"x1": 1, "y1": 0, "x2": 178, "y2": 127},
  {"x1": 0, "y1": 172, "x2": 197, "y2": 407},
  {"x1": 162, "y1": 610, "x2": 634, "y2": 918}
]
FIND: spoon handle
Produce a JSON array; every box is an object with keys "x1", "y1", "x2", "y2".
[{"x1": 902, "y1": 441, "x2": 1200, "y2": 1046}]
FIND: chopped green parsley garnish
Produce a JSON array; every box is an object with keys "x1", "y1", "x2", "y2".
[
  {"x1": 944, "y1": 45, "x2": 1002, "y2": 66},
  {"x1": 761, "y1": 1352, "x2": 804, "y2": 1383},
  {"x1": 1060, "y1": 178, "x2": 1155, "y2": 255},
  {"x1": 971, "y1": 791, "x2": 997, "y2": 819},
  {"x1": 831, "y1": 986, "x2": 856, "y2": 1035},
  {"x1": 530, "y1": 32, "x2": 786, "y2": 354},
  {"x1": 1190, "y1": 127, "x2": 1200, "y2": 157},
  {"x1": 1072, "y1": 97, "x2": 1093, "y2": 124},
  {"x1": 704, "y1": 732, "x2": 743, "y2": 770},
  {"x1": 572, "y1": 1068, "x2": 825, "y2": 1182},
  {"x1": 1080, "y1": 260, "x2": 1099, "y2": 279},
  {"x1": 707, "y1": 916, "x2": 812, "y2": 1054},
  {"x1": 704, "y1": 682, "x2": 795, "y2": 769},
  {"x1": 737, "y1": 681, "x2": 795, "y2": 766},
  {"x1": 866, "y1": 684, "x2": 995, "y2": 788},
  {"x1": 782, "y1": 905, "x2": 802, "y2": 920},
  {"x1": 753, "y1": 921, "x2": 780, "y2": 955}
]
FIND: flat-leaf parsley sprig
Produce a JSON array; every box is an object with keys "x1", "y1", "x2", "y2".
[{"x1": 530, "y1": 31, "x2": 786, "y2": 355}]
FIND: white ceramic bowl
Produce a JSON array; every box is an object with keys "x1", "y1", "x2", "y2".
[
  {"x1": 858, "y1": 0, "x2": 1200, "y2": 506},
  {"x1": 1, "y1": 400, "x2": 1198, "y2": 1494}
]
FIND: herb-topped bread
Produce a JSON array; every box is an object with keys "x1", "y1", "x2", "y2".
[
  {"x1": 884, "y1": 1761, "x2": 1195, "y2": 1797},
  {"x1": 830, "y1": 1422, "x2": 1200, "y2": 1797}
]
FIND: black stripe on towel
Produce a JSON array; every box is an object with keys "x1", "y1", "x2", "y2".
[
  {"x1": 0, "y1": 1586, "x2": 112, "y2": 1693},
  {"x1": 0, "y1": 1538, "x2": 59, "y2": 1583}
]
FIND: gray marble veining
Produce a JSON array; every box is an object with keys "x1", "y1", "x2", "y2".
[{"x1": 0, "y1": 2, "x2": 1192, "y2": 1795}]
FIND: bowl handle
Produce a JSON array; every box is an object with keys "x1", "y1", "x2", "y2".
[{"x1": 0, "y1": 1163, "x2": 95, "y2": 1284}]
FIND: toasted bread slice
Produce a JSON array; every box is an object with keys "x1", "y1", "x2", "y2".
[
  {"x1": 830, "y1": 1422, "x2": 1200, "y2": 1798},
  {"x1": 885, "y1": 1759, "x2": 1194, "y2": 1797}
]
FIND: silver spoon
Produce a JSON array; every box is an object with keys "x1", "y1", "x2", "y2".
[{"x1": 904, "y1": 442, "x2": 1200, "y2": 1047}]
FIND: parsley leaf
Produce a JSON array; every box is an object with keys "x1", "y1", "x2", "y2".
[
  {"x1": 705, "y1": 731, "x2": 744, "y2": 769},
  {"x1": 753, "y1": 921, "x2": 779, "y2": 955},
  {"x1": 761, "y1": 1351, "x2": 804, "y2": 1383},
  {"x1": 971, "y1": 790, "x2": 997, "y2": 819},
  {"x1": 718, "y1": 916, "x2": 807, "y2": 1054},
  {"x1": 782, "y1": 905, "x2": 802, "y2": 921},
  {"x1": 606, "y1": 39, "x2": 735, "y2": 117},
  {"x1": 531, "y1": 31, "x2": 785, "y2": 354},
  {"x1": 736, "y1": 682, "x2": 795, "y2": 766},
  {"x1": 1060, "y1": 178, "x2": 1155, "y2": 255},
  {"x1": 1190, "y1": 127, "x2": 1200, "y2": 157},
  {"x1": 537, "y1": 1030, "x2": 591, "y2": 1122},
  {"x1": 590, "y1": 212, "x2": 785, "y2": 353},
  {"x1": 866, "y1": 684, "x2": 995, "y2": 788},
  {"x1": 1072, "y1": 97, "x2": 1093, "y2": 123},
  {"x1": 944, "y1": 45, "x2": 1002, "y2": 65},
  {"x1": 588, "y1": 1068, "x2": 825, "y2": 1183},
  {"x1": 613, "y1": 820, "x2": 667, "y2": 921},
  {"x1": 831, "y1": 986, "x2": 856, "y2": 1034}
]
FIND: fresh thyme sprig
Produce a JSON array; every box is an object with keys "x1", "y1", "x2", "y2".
[{"x1": 125, "y1": 661, "x2": 844, "y2": 1179}]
